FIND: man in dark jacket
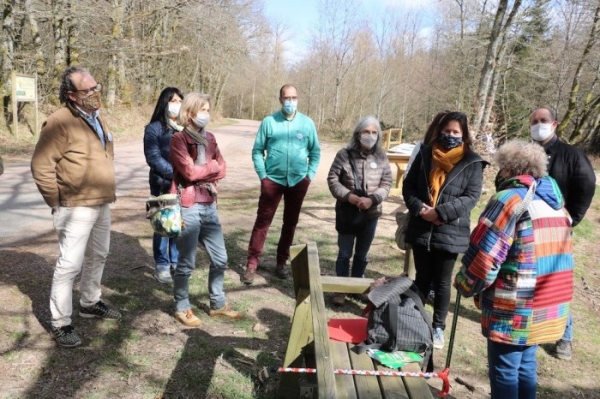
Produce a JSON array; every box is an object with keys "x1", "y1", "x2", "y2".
[{"x1": 529, "y1": 107, "x2": 597, "y2": 361}]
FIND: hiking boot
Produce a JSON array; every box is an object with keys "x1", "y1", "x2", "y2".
[
  {"x1": 332, "y1": 294, "x2": 346, "y2": 306},
  {"x1": 556, "y1": 339, "x2": 572, "y2": 360},
  {"x1": 79, "y1": 301, "x2": 121, "y2": 320},
  {"x1": 175, "y1": 309, "x2": 201, "y2": 327},
  {"x1": 241, "y1": 267, "x2": 256, "y2": 285},
  {"x1": 275, "y1": 264, "x2": 289, "y2": 280},
  {"x1": 154, "y1": 269, "x2": 173, "y2": 283},
  {"x1": 51, "y1": 325, "x2": 82, "y2": 348},
  {"x1": 433, "y1": 327, "x2": 445, "y2": 349},
  {"x1": 209, "y1": 304, "x2": 243, "y2": 320}
]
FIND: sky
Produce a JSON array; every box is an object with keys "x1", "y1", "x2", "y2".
[{"x1": 261, "y1": 0, "x2": 436, "y2": 63}]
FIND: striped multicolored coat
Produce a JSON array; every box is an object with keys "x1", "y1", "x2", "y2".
[{"x1": 454, "y1": 175, "x2": 573, "y2": 346}]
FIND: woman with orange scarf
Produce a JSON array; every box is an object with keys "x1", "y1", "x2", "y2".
[{"x1": 402, "y1": 111, "x2": 487, "y2": 350}]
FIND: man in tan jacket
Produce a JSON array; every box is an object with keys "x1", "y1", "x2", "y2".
[{"x1": 31, "y1": 66, "x2": 120, "y2": 348}]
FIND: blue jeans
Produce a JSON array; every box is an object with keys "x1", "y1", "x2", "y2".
[
  {"x1": 335, "y1": 218, "x2": 378, "y2": 278},
  {"x1": 174, "y1": 203, "x2": 227, "y2": 312},
  {"x1": 562, "y1": 311, "x2": 573, "y2": 341},
  {"x1": 153, "y1": 234, "x2": 178, "y2": 272},
  {"x1": 487, "y1": 340, "x2": 538, "y2": 399}
]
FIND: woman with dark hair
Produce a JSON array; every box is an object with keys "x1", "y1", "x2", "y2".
[
  {"x1": 402, "y1": 111, "x2": 487, "y2": 349},
  {"x1": 327, "y1": 115, "x2": 392, "y2": 306},
  {"x1": 144, "y1": 87, "x2": 184, "y2": 283},
  {"x1": 405, "y1": 110, "x2": 451, "y2": 181}
]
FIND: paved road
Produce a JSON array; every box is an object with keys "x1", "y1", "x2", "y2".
[
  {"x1": 0, "y1": 120, "x2": 253, "y2": 245},
  {"x1": 0, "y1": 119, "x2": 336, "y2": 246}
]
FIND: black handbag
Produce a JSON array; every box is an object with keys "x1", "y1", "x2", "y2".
[{"x1": 335, "y1": 150, "x2": 368, "y2": 234}]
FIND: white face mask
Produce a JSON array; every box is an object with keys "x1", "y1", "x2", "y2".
[
  {"x1": 167, "y1": 102, "x2": 181, "y2": 118},
  {"x1": 193, "y1": 112, "x2": 210, "y2": 129},
  {"x1": 359, "y1": 135, "x2": 377, "y2": 150},
  {"x1": 530, "y1": 123, "x2": 554, "y2": 142}
]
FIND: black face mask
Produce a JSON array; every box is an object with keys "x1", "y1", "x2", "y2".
[{"x1": 438, "y1": 133, "x2": 463, "y2": 149}]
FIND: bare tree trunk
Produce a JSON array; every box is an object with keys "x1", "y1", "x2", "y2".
[
  {"x1": 455, "y1": 0, "x2": 467, "y2": 110},
  {"x1": 66, "y1": 0, "x2": 77, "y2": 65},
  {"x1": 24, "y1": 0, "x2": 45, "y2": 77},
  {"x1": 318, "y1": 0, "x2": 359, "y2": 125},
  {"x1": 482, "y1": 30, "x2": 510, "y2": 129},
  {"x1": 1, "y1": 0, "x2": 15, "y2": 122},
  {"x1": 52, "y1": 0, "x2": 68, "y2": 81},
  {"x1": 473, "y1": 0, "x2": 522, "y2": 135},
  {"x1": 106, "y1": 0, "x2": 126, "y2": 108},
  {"x1": 558, "y1": 1, "x2": 600, "y2": 141}
]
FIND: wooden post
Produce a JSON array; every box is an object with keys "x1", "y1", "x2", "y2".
[
  {"x1": 403, "y1": 245, "x2": 416, "y2": 280},
  {"x1": 34, "y1": 73, "x2": 39, "y2": 136},
  {"x1": 11, "y1": 72, "x2": 18, "y2": 137}
]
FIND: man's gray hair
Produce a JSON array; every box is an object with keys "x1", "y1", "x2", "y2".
[
  {"x1": 59, "y1": 66, "x2": 91, "y2": 104},
  {"x1": 494, "y1": 140, "x2": 548, "y2": 178}
]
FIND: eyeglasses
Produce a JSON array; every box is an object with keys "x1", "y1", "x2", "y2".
[
  {"x1": 73, "y1": 83, "x2": 102, "y2": 97},
  {"x1": 360, "y1": 130, "x2": 378, "y2": 136}
]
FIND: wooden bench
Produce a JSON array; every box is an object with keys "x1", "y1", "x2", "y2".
[{"x1": 277, "y1": 242, "x2": 436, "y2": 399}]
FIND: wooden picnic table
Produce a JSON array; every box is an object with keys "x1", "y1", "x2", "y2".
[{"x1": 277, "y1": 242, "x2": 436, "y2": 399}]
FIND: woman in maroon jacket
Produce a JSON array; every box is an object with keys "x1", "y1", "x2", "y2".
[{"x1": 169, "y1": 92, "x2": 242, "y2": 327}]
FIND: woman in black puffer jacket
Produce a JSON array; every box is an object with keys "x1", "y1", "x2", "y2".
[{"x1": 402, "y1": 111, "x2": 487, "y2": 350}]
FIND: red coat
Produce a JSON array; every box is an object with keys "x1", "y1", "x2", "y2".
[{"x1": 169, "y1": 130, "x2": 226, "y2": 207}]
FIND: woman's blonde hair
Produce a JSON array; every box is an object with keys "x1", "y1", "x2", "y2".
[
  {"x1": 494, "y1": 140, "x2": 548, "y2": 178},
  {"x1": 178, "y1": 92, "x2": 211, "y2": 127}
]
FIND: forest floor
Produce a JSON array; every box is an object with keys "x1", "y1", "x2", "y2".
[{"x1": 0, "y1": 113, "x2": 599, "y2": 398}]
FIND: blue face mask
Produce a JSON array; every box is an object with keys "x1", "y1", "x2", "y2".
[
  {"x1": 438, "y1": 133, "x2": 462, "y2": 149},
  {"x1": 282, "y1": 100, "x2": 297, "y2": 115}
]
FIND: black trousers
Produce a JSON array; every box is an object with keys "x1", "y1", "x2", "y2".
[{"x1": 412, "y1": 244, "x2": 458, "y2": 330}]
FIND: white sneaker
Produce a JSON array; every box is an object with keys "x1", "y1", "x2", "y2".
[
  {"x1": 433, "y1": 327, "x2": 445, "y2": 349},
  {"x1": 154, "y1": 269, "x2": 173, "y2": 283}
]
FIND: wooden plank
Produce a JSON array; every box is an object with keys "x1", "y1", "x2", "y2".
[
  {"x1": 400, "y1": 363, "x2": 435, "y2": 399},
  {"x1": 291, "y1": 244, "x2": 310, "y2": 299},
  {"x1": 348, "y1": 345, "x2": 383, "y2": 398},
  {"x1": 305, "y1": 242, "x2": 337, "y2": 399},
  {"x1": 373, "y1": 361, "x2": 409, "y2": 399},
  {"x1": 403, "y1": 246, "x2": 416, "y2": 281},
  {"x1": 329, "y1": 340, "x2": 358, "y2": 399},
  {"x1": 321, "y1": 276, "x2": 374, "y2": 294},
  {"x1": 277, "y1": 287, "x2": 312, "y2": 399}
]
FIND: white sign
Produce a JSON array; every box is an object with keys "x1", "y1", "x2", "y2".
[{"x1": 15, "y1": 74, "x2": 37, "y2": 101}]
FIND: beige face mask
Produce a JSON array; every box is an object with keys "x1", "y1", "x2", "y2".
[{"x1": 79, "y1": 91, "x2": 102, "y2": 111}]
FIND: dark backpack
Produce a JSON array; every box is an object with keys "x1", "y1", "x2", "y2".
[{"x1": 355, "y1": 276, "x2": 434, "y2": 371}]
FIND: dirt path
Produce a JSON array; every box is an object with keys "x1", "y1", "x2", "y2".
[{"x1": 0, "y1": 119, "x2": 400, "y2": 245}]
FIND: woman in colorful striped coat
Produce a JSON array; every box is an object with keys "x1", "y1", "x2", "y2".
[{"x1": 454, "y1": 140, "x2": 574, "y2": 399}]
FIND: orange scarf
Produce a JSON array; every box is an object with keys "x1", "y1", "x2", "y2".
[{"x1": 429, "y1": 142, "x2": 465, "y2": 206}]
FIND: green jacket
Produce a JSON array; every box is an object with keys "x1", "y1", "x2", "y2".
[{"x1": 252, "y1": 110, "x2": 320, "y2": 186}]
